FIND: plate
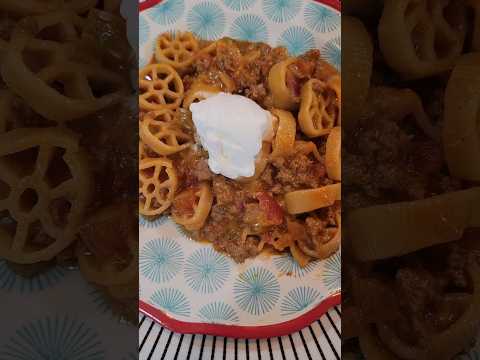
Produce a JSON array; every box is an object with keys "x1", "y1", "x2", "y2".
[{"x1": 139, "y1": 0, "x2": 341, "y2": 338}]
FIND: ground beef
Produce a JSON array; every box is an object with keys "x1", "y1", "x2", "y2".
[
  {"x1": 191, "y1": 158, "x2": 213, "y2": 181},
  {"x1": 273, "y1": 153, "x2": 327, "y2": 191}
]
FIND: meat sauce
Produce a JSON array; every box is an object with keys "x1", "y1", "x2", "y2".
[{"x1": 169, "y1": 39, "x2": 339, "y2": 263}]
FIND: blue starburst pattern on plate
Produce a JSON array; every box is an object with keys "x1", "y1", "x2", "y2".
[
  {"x1": 174, "y1": 222, "x2": 193, "y2": 240},
  {"x1": 89, "y1": 288, "x2": 111, "y2": 315},
  {"x1": 0, "y1": 315, "x2": 105, "y2": 360},
  {"x1": 148, "y1": 0, "x2": 185, "y2": 26},
  {"x1": 280, "y1": 286, "x2": 321, "y2": 316},
  {"x1": 223, "y1": 0, "x2": 256, "y2": 11},
  {"x1": 230, "y1": 14, "x2": 269, "y2": 42},
  {"x1": 184, "y1": 247, "x2": 231, "y2": 293},
  {"x1": 140, "y1": 237, "x2": 184, "y2": 283},
  {"x1": 304, "y1": 2, "x2": 339, "y2": 33},
  {"x1": 272, "y1": 253, "x2": 318, "y2": 277},
  {"x1": 139, "y1": 15, "x2": 149, "y2": 47},
  {"x1": 278, "y1": 26, "x2": 315, "y2": 56},
  {"x1": 323, "y1": 251, "x2": 340, "y2": 291},
  {"x1": 263, "y1": 0, "x2": 301, "y2": 23},
  {"x1": 150, "y1": 288, "x2": 191, "y2": 317},
  {"x1": 0, "y1": 260, "x2": 65, "y2": 293},
  {"x1": 198, "y1": 301, "x2": 240, "y2": 323},
  {"x1": 321, "y1": 36, "x2": 341, "y2": 70},
  {"x1": 233, "y1": 267, "x2": 280, "y2": 316},
  {"x1": 139, "y1": 215, "x2": 167, "y2": 228},
  {"x1": 187, "y1": 2, "x2": 226, "y2": 40}
]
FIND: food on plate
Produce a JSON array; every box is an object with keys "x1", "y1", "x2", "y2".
[
  {"x1": 0, "y1": 1, "x2": 137, "y2": 322},
  {"x1": 139, "y1": 33, "x2": 341, "y2": 266},
  {"x1": 343, "y1": 0, "x2": 480, "y2": 358}
]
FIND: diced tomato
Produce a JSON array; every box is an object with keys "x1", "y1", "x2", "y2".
[
  {"x1": 256, "y1": 192, "x2": 284, "y2": 225},
  {"x1": 172, "y1": 187, "x2": 197, "y2": 217}
]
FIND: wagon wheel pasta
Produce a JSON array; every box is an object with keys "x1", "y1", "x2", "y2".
[
  {"x1": 0, "y1": 0, "x2": 135, "y2": 323},
  {"x1": 172, "y1": 182, "x2": 213, "y2": 231},
  {"x1": 299, "y1": 78, "x2": 339, "y2": 137},
  {"x1": 1, "y1": 12, "x2": 127, "y2": 122},
  {"x1": 268, "y1": 58, "x2": 299, "y2": 110},
  {"x1": 379, "y1": 0, "x2": 467, "y2": 79},
  {"x1": 343, "y1": 1, "x2": 480, "y2": 357},
  {"x1": 139, "y1": 158, "x2": 177, "y2": 217},
  {"x1": 139, "y1": 110, "x2": 192, "y2": 156},
  {"x1": 139, "y1": 63, "x2": 184, "y2": 111},
  {"x1": 270, "y1": 108, "x2": 296, "y2": 158},
  {"x1": 155, "y1": 32, "x2": 199, "y2": 72},
  {"x1": 0, "y1": 128, "x2": 92, "y2": 264},
  {"x1": 325, "y1": 126, "x2": 341, "y2": 181},
  {"x1": 443, "y1": 53, "x2": 480, "y2": 181},
  {"x1": 142, "y1": 33, "x2": 341, "y2": 266}
]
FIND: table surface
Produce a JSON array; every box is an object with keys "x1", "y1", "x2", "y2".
[{"x1": 139, "y1": 305, "x2": 341, "y2": 360}]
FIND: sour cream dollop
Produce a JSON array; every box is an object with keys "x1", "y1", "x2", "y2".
[{"x1": 190, "y1": 92, "x2": 274, "y2": 179}]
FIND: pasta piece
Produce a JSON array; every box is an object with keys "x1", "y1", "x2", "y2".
[
  {"x1": 182, "y1": 83, "x2": 219, "y2": 109},
  {"x1": 172, "y1": 182, "x2": 213, "y2": 231},
  {"x1": 77, "y1": 203, "x2": 137, "y2": 286},
  {"x1": 443, "y1": 53, "x2": 480, "y2": 181},
  {"x1": 0, "y1": 128, "x2": 92, "y2": 264},
  {"x1": 288, "y1": 218, "x2": 340, "y2": 260},
  {"x1": 328, "y1": 75, "x2": 341, "y2": 126},
  {"x1": 342, "y1": 16, "x2": 372, "y2": 128},
  {"x1": 325, "y1": 126, "x2": 341, "y2": 181},
  {"x1": 270, "y1": 109, "x2": 296, "y2": 158},
  {"x1": 268, "y1": 58, "x2": 299, "y2": 110},
  {"x1": 294, "y1": 140, "x2": 321, "y2": 161},
  {"x1": 140, "y1": 110, "x2": 192, "y2": 156},
  {"x1": 379, "y1": 0, "x2": 467, "y2": 79},
  {"x1": 299, "y1": 79, "x2": 339, "y2": 137},
  {"x1": 347, "y1": 188, "x2": 480, "y2": 261},
  {"x1": 139, "y1": 158, "x2": 177, "y2": 216},
  {"x1": 1, "y1": 13, "x2": 127, "y2": 122},
  {"x1": 360, "y1": 260, "x2": 480, "y2": 360},
  {"x1": 155, "y1": 32, "x2": 199, "y2": 72},
  {"x1": 285, "y1": 183, "x2": 341, "y2": 214},
  {"x1": 139, "y1": 63, "x2": 184, "y2": 111}
]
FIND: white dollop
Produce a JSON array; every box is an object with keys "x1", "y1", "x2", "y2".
[{"x1": 190, "y1": 92, "x2": 274, "y2": 179}]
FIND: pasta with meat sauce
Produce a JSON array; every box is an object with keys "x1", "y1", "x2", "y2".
[
  {"x1": 139, "y1": 33, "x2": 341, "y2": 266},
  {"x1": 343, "y1": 1, "x2": 480, "y2": 359},
  {"x1": 0, "y1": 1, "x2": 137, "y2": 322}
]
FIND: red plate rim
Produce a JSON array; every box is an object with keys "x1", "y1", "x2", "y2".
[
  {"x1": 139, "y1": 0, "x2": 341, "y2": 12},
  {"x1": 138, "y1": 0, "x2": 342, "y2": 337},
  {"x1": 140, "y1": 292, "x2": 340, "y2": 338}
]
